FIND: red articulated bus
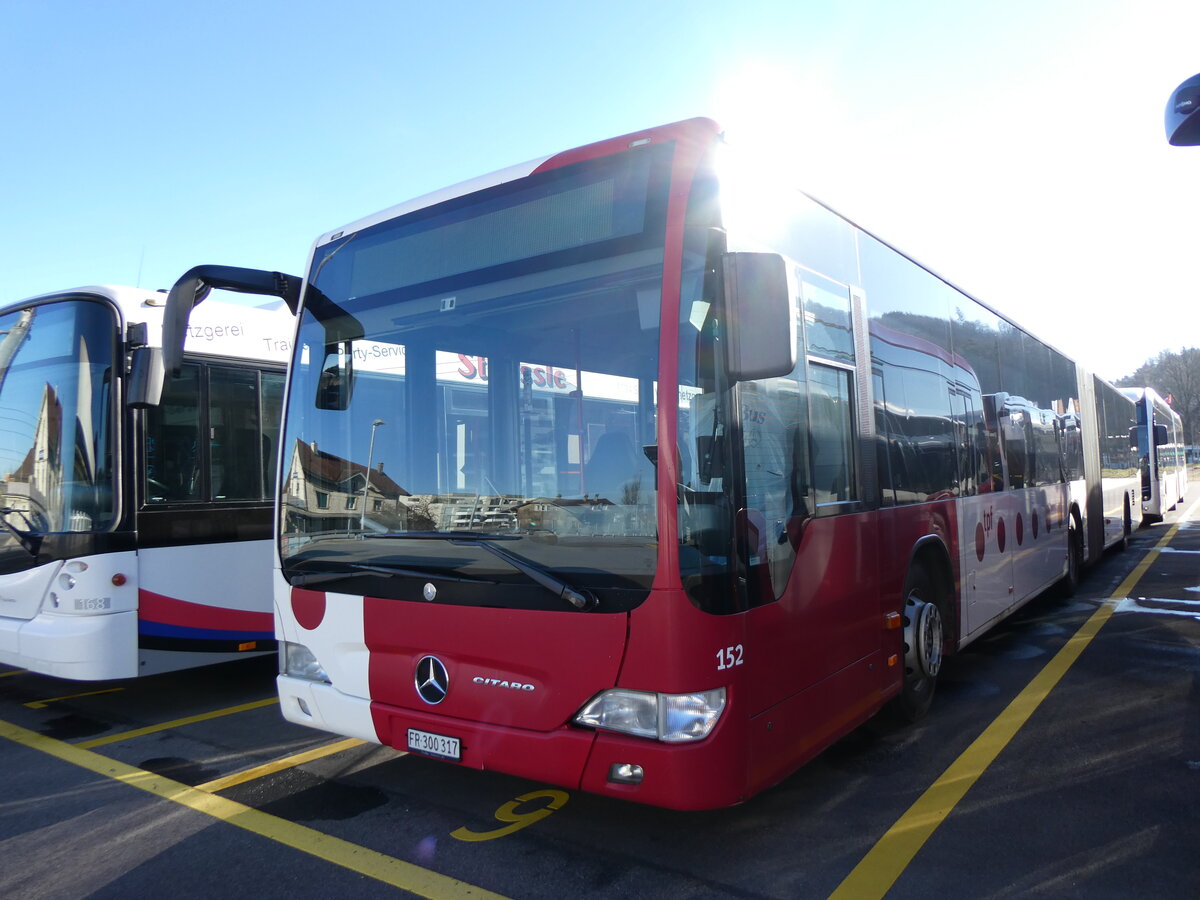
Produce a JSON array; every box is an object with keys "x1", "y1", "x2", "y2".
[{"x1": 164, "y1": 118, "x2": 1139, "y2": 809}]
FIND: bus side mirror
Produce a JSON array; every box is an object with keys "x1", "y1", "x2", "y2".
[
  {"x1": 126, "y1": 345, "x2": 165, "y2": 408},
  {"x1": 1129, "y1": 426, "x2": 1138, "y2": 449},
  {"x1": 722, "y1": 252, "x2": 796, "y2": 382},
  {"x1": 1154, "y1": 423, "x2": 1169, "y2": 446},
  {"x1": 317, "y1": 340, "x2": 355, "y2": 410},
  {"x1": 1167, "y1": 72, "x2": 1200, "y2": 146}
]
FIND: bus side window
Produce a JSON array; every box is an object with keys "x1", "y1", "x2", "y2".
[
  {"x1": 261, "y1": 372, "x2": 285, "y2": 497},
  {"x1": 809, "y1": 363, "x2": 857, "y2": 509},
  {"x1": 209, "y1": 367, "x2": 264, "y2": 500},
  {"x1": 144, "y1": 364, "x2": 201, "y2": 503}
]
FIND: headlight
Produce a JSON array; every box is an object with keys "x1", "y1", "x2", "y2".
[
  {"x1": 574, "y1": 687, "x2": 726, "y2": 743},
  {"x1": 661, "y1": 690, "x2": 727, "y2": 741},
  {"x1": 574, "y1": 689, "x2": 659, "y2": 739},
  {"x1": 280, "y1": 642, "x2": 330, "y2": 683}
]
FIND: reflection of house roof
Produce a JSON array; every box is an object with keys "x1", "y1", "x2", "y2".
[{"x1": 293, "y1": 439, "x2": 408, "y2": 498}]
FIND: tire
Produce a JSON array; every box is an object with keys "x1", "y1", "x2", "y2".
[
  {"x1": 1057, "y1": 517, "x2": 1082, "y2": 598},
  {"x1": 888, "y1": 564, "x2": 944, "y2": 723},
  {"x1": 1118, "y1": 500, "x2": 1132, "y2": 552}
]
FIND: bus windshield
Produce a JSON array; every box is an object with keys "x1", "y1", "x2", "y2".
[
  {"x1": 0, "y1": 298, "x2": 117, "y2": 534},
  {"x1": 279, "y1": 144, "x2": 676, "y2": 610}
]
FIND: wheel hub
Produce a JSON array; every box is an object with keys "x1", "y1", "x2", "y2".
[{"x1": 904, "y1": 596, "x2": 943, "y2": 679}]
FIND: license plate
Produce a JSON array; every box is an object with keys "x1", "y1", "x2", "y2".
[{"x1": 407, "y1": 728, "x2": 461, "y2": 761}]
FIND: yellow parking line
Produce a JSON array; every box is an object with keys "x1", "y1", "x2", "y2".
[
  {"x1": 77, "y1": 697, "x2": 279, "y2": 749},
  {"x1": 0, "y1": 717, "x2": 509, "y2": 900},
  {"x1": 196, "y1": 737, "x2": 370, "y2": 792},
  {"x1": 829, "y1": 503, "x2": 1194, "y2": 900},
  {"x1": 24, "y1": 687, "x2": 123, "y2": 709}
]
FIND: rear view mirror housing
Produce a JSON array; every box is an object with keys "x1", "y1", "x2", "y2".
[
  {"x1": 316, "y1": 340, "x2": 356, "y2": 410},
  {"x1": 126, "y1": 345, "x2": 165, "y2": 409},
  {"x1": 1166, "y1": 72, "x2": 1200, "y2": 146},
  {"x1": 722, "y1": 252, "x2": 796, "y2": 383}
]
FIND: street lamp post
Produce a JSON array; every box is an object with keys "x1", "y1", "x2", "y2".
[{"x1": 360, "y1": 419, "x2": 385, "y2": 532}]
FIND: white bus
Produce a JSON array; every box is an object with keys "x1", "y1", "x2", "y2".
[
  {"x1": 1122, "y1": 386, "x2": 1187, "y2": 523},
  {"x1": 0, "y1": 284, "x2": 294, "y2": 680}
]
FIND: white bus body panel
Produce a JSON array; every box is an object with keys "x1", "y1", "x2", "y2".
[
  {"x1": 19, "y1": 285, "x2": 294, "y2": 365},
  {"x1": 138, "y1": 540, "x2": 275, "y2": 616},
  {"x1": 0, "y1": 551, "x2": 140, "y2": 679},
  {"x1": 0, "y1": 540, "x2": 276, "y2": 680},
  {"x1": 134, "y1": 540, "x2": 276, "y2": 675},
  {"x1": 1102, "y1": 475, "x2": 1138, "y2": 547},
  {"x1": 277, "y1": 678, "x2": 379, "y2": 744},
  {"x1": 959, "y1": 484, "x2": 1068, "y2": 644},
  {"x1": 275, "y1": 580, "x2": 379, "y2": 743},
  {"x1": 0, "y1": 561, "x2": 64, "y2": 621}
]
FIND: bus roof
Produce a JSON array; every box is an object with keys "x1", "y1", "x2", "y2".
[{"x1": 4, "y1": 284, "x2": 293, "y2": 365}]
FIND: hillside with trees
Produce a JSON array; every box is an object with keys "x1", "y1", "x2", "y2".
[{"x1": 1116, "y1": 349, "x2": 1200, "y2": 447}]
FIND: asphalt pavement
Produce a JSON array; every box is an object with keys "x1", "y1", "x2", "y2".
[{"x1": 1, "y1": 493, "x2": 1198, "y2": 899}]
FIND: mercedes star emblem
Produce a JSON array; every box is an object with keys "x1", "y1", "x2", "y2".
[{"x1": 414, "y1": 655, "x2": 449, "y2": 705}]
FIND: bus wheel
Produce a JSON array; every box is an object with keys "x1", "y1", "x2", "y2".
[
  {"x1": 890, "y1": 565, "x2": 944, "y2": 722},
  {"x1": 1058, "y1": 517, "x2": 1082, "y2": 597}
]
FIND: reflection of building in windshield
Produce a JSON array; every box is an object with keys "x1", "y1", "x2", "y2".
[
  {"x1": 430, "y1": 493, "x2": 642, "y2": 534},
  {"x1": 285, "y1": 439, "x2": 408, "y2": 534},
  {"x1": 440, "y1": 494, "x2": 521, "y2": 531},
  {"x1": 284, "y1": 434, "x2": 657, "y2": 539},
  {"x1": 1, "y1": 383, "x2": 63, "y2": 530},
  {"x1": 0, "y1": 301, "x2": 115, "y2": 536},
  {"x1": 3, "y1": 381, "x2": 110, "y2": 532}
]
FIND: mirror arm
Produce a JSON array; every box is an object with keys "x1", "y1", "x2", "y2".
[{"x1": 163, "y1": 265, "x2": 302, "y2": 377}]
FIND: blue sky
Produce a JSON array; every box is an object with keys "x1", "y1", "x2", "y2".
[{"x1": 2, "y1": 0, "x2": 1196, "y2": 379}]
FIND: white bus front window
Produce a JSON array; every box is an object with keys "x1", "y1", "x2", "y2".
[{"x1": 0, "y1": 299, "x2": 116, "y2": 534}]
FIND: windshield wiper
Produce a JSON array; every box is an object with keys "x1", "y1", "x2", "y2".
[
  {"x1": 448, "y1": 536, "x2": 598, "y2": 611},
  {"x1": 337, "y1": 530, "x2": 598, "y2": 610},
  {"x1": 288, "y1": 561, "x2": 497, "y2": 588},
  {"x1": 0, "y1": 507, "x2": 42, "y2": 557}
]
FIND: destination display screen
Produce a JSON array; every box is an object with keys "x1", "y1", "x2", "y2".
[{"x1": 310, "y1": 142, "x2": 671, "y2": 302}]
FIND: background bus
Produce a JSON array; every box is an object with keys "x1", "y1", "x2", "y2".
[
  {"x1": 164, "y1": 119, "x2": 1140, "y2": 809},
  {"x1": 1121, "y1": 386, "x2": 1187, "y2": 523},
  {"x1": 0, "y1": 285, "x2": 292, "y2": 680}
]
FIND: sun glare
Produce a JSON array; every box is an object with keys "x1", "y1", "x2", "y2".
[{"x1": 715, "y1": 62, "x2": 854, "y2": 177}]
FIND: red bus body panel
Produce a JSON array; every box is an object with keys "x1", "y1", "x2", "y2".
[
  {"x1": 354, "y1": 499, "x2": 961, "y2": 809},
  {"x1": 365, "y1": 601, "x2": 627, "y2": 732}
]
